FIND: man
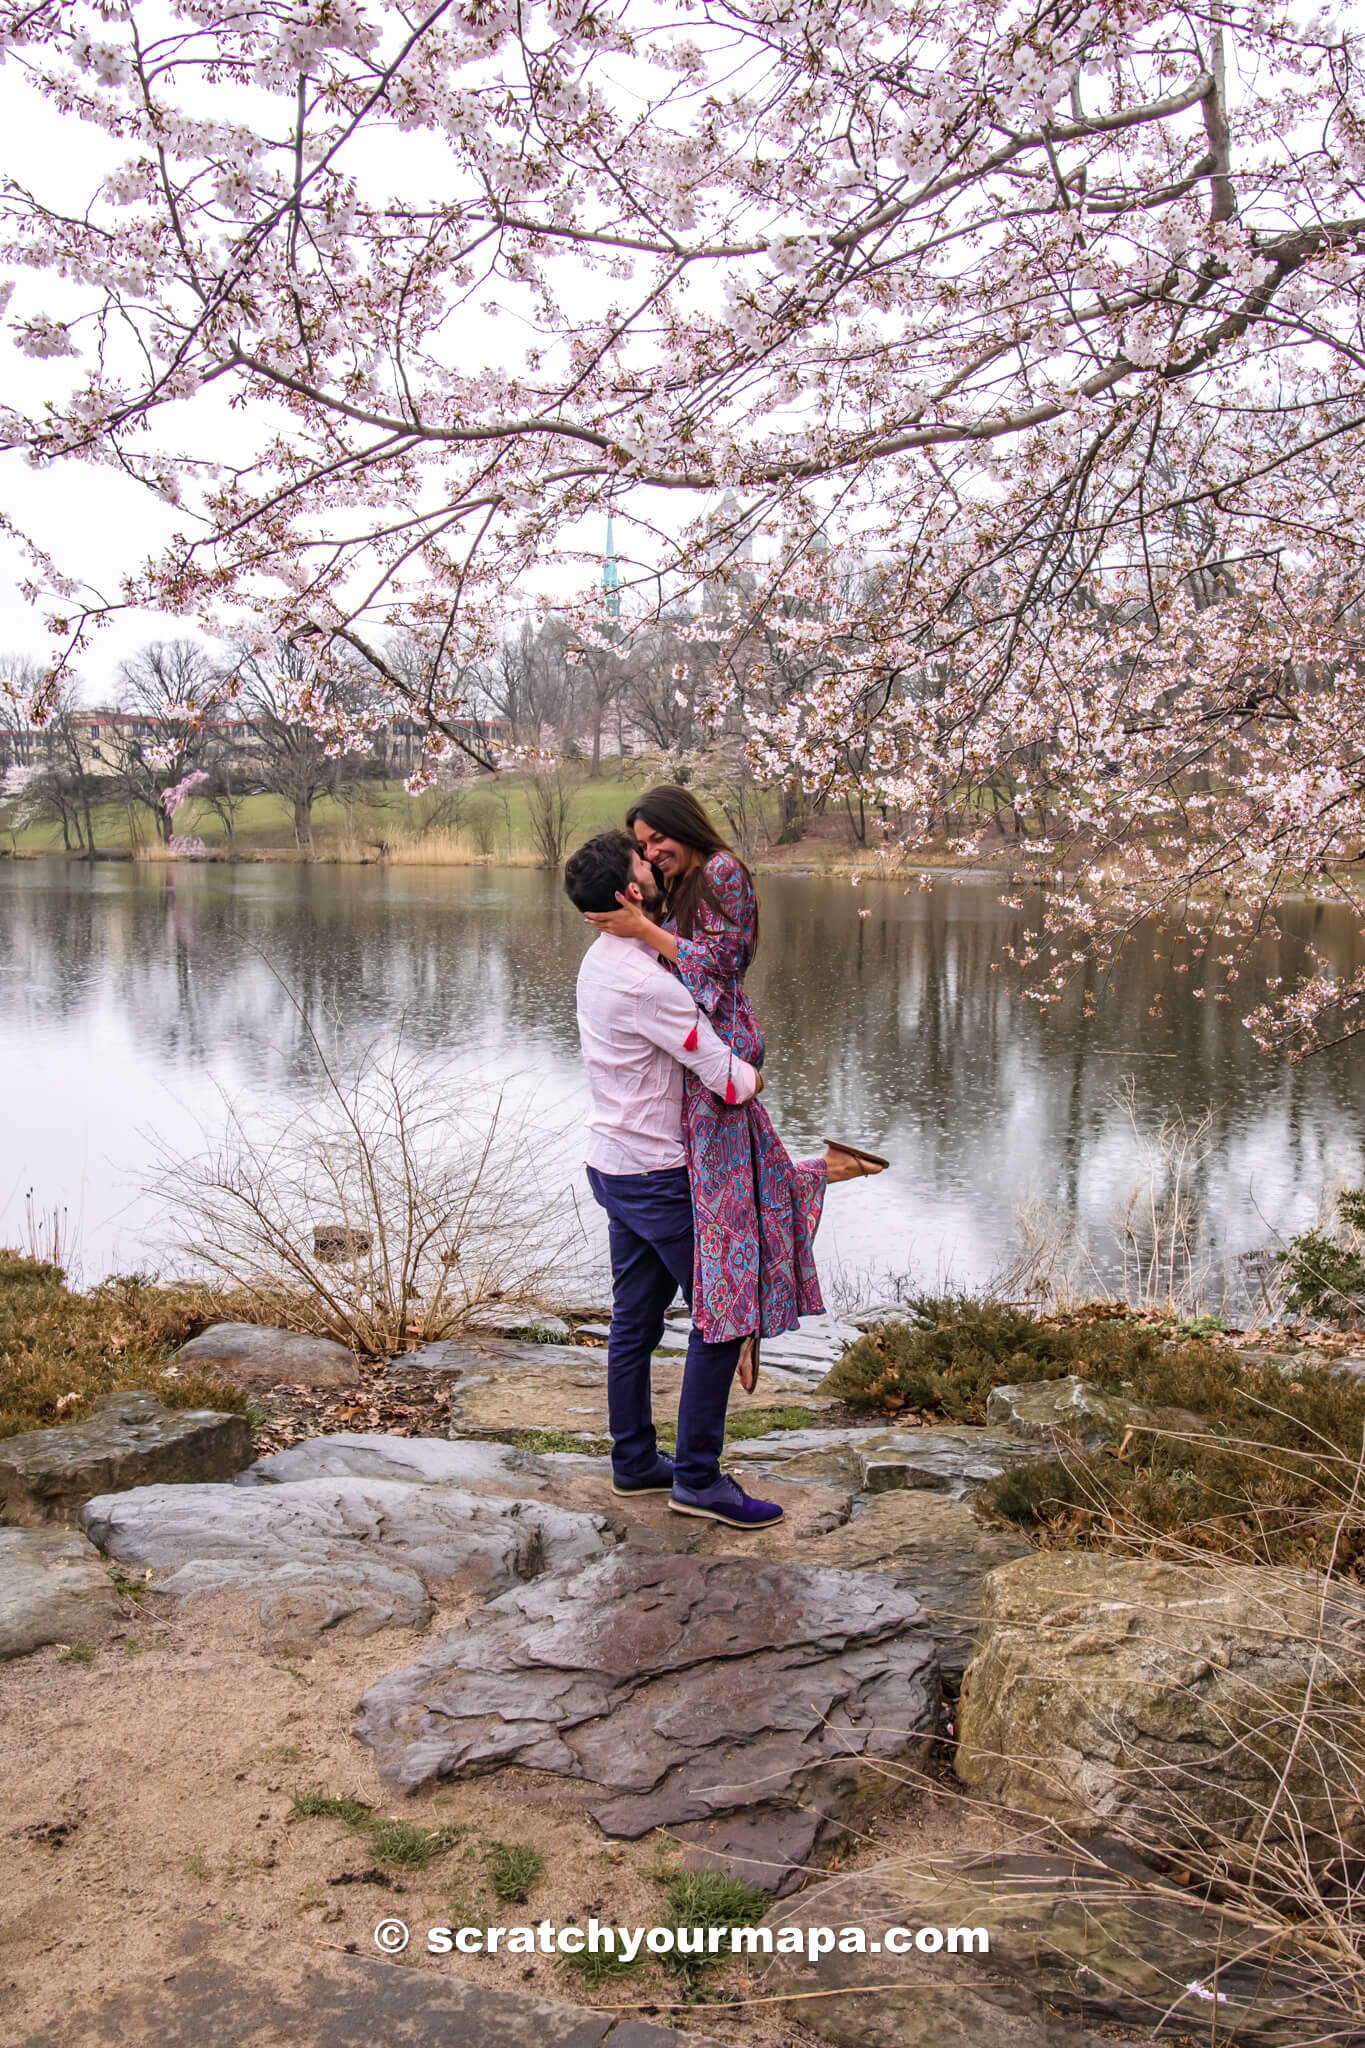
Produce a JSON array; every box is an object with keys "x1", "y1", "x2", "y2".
[{"x1": 564, "y1": 829, "x2": 783, "y2": 1530}]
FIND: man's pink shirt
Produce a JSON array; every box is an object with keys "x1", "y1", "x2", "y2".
[{"x1": 575, "y1": 933, "x2": 758, "y2": 1175}]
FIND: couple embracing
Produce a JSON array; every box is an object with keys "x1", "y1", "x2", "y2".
[{"x1": 564, "y1": 785, "x2": 886, "y2": 1531}]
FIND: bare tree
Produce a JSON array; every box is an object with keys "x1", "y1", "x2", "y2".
[
  {"x1": 474, "y1": 619, "x2": 576, "y2": 749},
  {"x1": 196, "y1": 747, "x2": 253, "y2": 854},
  {"x1": 227, "y1": 642, "x2": 344, "y2": 853},
  {"x1": 5, "y1": 675, "x2": 100, "y2": 855},
  {"x1": 113, "y1": 641, "x2": 215, "y2": 843},
  {"x1": 526, "y1": 768, "x2": 578, "y2": 870}
]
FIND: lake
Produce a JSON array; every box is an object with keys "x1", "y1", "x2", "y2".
[{"x1": 2, "y1": 857, "x2": 1363, "y2": 1313}]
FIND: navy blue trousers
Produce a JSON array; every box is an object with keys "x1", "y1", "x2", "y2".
[{"x1": 587, "y1": 1165, "x2": 742, "y2": 1491}]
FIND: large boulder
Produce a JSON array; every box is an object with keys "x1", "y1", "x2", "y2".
[
  {"x1": 984, "y1": 1375, "x2": 1204, "y2": 1452},
  {"x1": 0, "y1": 1391, "x2": 253, "y2": 1527},
  {"x1": 79, "y1": 1475, "x2": 612, "y2": 1644},
  {"x1": 0, "y1": 1526, "x2": 120, "y2": 1658},
  {"x1": 355, "y1": 1549, "x2": 939, "y2": 1894},
  {"x1": 956, "y1": 1552, "x2": 1365, "y2": 1870},
  {"x1": 172, "y1": 1323, "x2": 361, "y2": 1389},
  {"x1": 758, "y1": 1841, "x2": 1330, "y2": 2046}
]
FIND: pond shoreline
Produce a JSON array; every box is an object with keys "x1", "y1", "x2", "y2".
[{"x1": 0, "y1": 840, "x2": 1007, "y2": 880}]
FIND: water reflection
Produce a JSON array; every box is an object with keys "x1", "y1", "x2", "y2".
[{"x1": 1, "y1": 858, "x2": 1362, "y2": 1301}]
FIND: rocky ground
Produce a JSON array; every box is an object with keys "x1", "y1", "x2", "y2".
[{"x1": 2, "y1": 1308, "x2": 1361, "y2": 2047}]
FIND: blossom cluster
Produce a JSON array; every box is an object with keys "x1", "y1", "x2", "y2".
[{"x1": 0, "y1": 0, "x2": 1363, "y2": 1039}]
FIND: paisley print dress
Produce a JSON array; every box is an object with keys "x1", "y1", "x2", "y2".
[{"x1": 670, "y1": 852, "x2": 827, "y2": 1342}]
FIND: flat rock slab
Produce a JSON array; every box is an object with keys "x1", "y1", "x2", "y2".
[
  {"x1": 79, "y1": 1475, "x2": 611, "y2": 1646},
  {"x1": 801, "y1": 1491, "x2": 1032, "y2": 1693},
  {"x1": 174, "y1": 1322, "x2": 361, "y2": 1389},
  {"x1": 356, "y1": 1548, "x2": 938, "y2": 1894},
  {"x1": 247, "y1": 1432, "x2": 853, "y2": 1553},
  {"x1": 19, "y1": 1943, "x2": 732, "y2": 2048},
  {"x1": 739, "y1": 1423, "x2": 1057, "y2": 1499},
  {"x1": 0, "y1": 1390, "x2": 253, "y2": 1527},
  {"x1": 760, "y1": 1842, "x2": 1328, "y2": 2047},
  {"x1": 447, "y1": 1347, "x2": 833, "y2": 1440},
  {"x1": 0, "y1": 1525, "x2": 121, "y2": 1658}
]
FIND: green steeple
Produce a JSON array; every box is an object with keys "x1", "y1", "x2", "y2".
[{"x1": 604, "y1": 515, "x2": 621, "y2": 618}]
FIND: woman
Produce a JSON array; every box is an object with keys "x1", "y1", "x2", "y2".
[{"x1": 583, "y1": 783, "x2": 885, "y2": 1383}]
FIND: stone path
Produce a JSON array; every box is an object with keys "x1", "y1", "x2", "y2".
[
  {"x1": 250, "y1": 1432, "x2": 851, "y2": 1552},
  {"x1": 18, "y1": 1942, "x2": 734, "y2": 2048},
  {"x1": 463, "y1": 1306, "x2": 861, "y2": 1380},
  {"x1": 356, "y1": 1547, "x2": 939, "y2": 1893},
  {"x1": 444, "y1": 1343, "x2": 834, "y2": 1440}
]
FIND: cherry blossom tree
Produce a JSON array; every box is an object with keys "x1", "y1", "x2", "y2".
[{"x1": 2, "y1": 0, "x2": 1364, "y2": 1044}]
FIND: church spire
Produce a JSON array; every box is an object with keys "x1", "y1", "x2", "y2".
[{"x1": 603, "y1": 515, "x2": 621, "y2": 619}]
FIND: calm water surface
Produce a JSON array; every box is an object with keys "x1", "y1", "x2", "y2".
[{"x1": 2, "y1": 857, "x2": 1363, "y2": 1306}]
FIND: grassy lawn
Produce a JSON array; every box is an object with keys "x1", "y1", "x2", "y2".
[{"x1": 2, "y1": 769, "x2": 654, "y2": 861}]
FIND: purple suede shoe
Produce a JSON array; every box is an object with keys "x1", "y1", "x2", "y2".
[
  {"x1": 611, "y1": 1454, "x2": 676, "y2": 1497},
  {"x1": 668, "y1": 1473, "x2": 784, "y2": 1529}
]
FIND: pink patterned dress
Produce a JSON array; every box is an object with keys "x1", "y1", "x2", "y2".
[{"x1": 670, "y1": 852, "x2": 828, "y2": 1343}]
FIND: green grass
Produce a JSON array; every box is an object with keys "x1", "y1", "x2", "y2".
[
  {"x1": 492, "y1": 1428, "x2": 611, "y2": 1455},
  {"x1": 653, "y1": 1864, "x2": 773, "y2": 1995},
  {"x1": 484, "y1": 1840, "x2": 545, "y2": 1903},
  {"x1": 289, "y1": 1787, "x2": 468, "y2": 1871},
  {"x1": 58, "y1": 1643, "x2": 95, "y2": 1665},
  {"x1": 722, "y1": 1404, "x2": 819, "y2": 1440},
  {"x1": 561, "y1": 1945, "x2": 650, "y2": 1989},
  {"x1": 290, "y1": 1788, "x2": 373, "y2": 1826},
  {"x1": 107, "y1": 1566, "x2": 148, "y2": 1605},
  {"x1": 366, "y1": 1819, "x2": 470, "y2": 1870},
  {"x1": 4, "y1": 771, "x2": 653, "y2": 861}
]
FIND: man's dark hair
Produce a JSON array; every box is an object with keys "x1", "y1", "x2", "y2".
[{"x1": 564, "y1": 828, "x2": 636, "y2": 914}]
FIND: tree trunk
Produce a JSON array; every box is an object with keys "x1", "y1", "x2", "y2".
[{"x1": 293, "y1": 794, "x2": 314, "y2": 852}]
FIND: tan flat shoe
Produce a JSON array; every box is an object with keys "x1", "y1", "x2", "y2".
[{"x1": 824, "y1": 1139, "x2": 890, "y2": 1173}]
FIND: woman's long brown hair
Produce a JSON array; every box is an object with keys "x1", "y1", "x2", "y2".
[{"x1": 626, "y1": 784, "x2": 759, "y2": 953}]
